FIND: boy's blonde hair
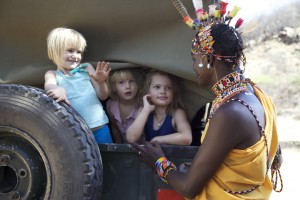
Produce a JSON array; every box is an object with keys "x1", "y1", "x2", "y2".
[
  {"x1": 47, "y1": 27, "x2": 87, "y2": 70},
  {"x1": 142, "y1": 70, "x2": 185, "y2": 116},
  {"x1": 108, "y1": 69, "x2": 138, "y2": 100}
]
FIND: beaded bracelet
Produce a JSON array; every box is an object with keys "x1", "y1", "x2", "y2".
[{"x1": 155, "y1": 157, "x2": 177, "y2": 184}]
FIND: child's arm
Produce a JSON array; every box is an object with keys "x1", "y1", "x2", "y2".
[
  {"x1": 106, "y1": 104, "x2": 123, "y2": 143},
  {"x1": 88, "y1": 61, "x2": 111, "y2": 100},
  {"x1": 126, "y1": 94, "x2": 155, "y2": 143},
  {"x1": 151, "y1": 108, "x2": 192, "y2": 145},
  {"x1": 44, "y1": 70, "x2": 70, "y2": 105}
]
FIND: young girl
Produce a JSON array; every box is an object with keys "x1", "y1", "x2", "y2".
[
  {"x1": 126, "y1": 70, "x2": 192, "y2": 145},
  {"x1": 44, "y1": 27, "x2": 113, "y2": 143},
  {"x1": 106, "y1": 68, "x2": 144, "y2": 144}
]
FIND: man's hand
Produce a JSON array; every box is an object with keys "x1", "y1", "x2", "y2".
[{"x1": 131, "y1": 141, "x2": 165, "y2": 169}]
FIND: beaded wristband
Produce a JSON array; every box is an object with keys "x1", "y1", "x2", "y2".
[{"x1": 155, "y1": 157, "x2": 177, "y2": 183}]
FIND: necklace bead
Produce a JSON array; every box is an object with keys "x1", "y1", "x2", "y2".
[{"x1": 210, "y1": 71, "x2": 248, "y2": 118}]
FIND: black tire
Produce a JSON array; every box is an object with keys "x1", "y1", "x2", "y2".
[{"x1": 0, "y1": 84, "x2": 103, "y2": 200}]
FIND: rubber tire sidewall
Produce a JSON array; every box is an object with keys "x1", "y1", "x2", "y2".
[{"x1": 0, "y1": 84, "x2": 103, "y2": 200}]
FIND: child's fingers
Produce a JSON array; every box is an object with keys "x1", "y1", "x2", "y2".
[
  {"x1": 102, "y1": 62, "x2": 110, "y2": 73},
  {"x1": 46, "y1": 90, "x2": 55, "y2": 96},
  {"x1": 47, "y1": 91, "x2": 54, "y2": 97},
  {"x1": 96, "y1": 61, "x2": 104, "y2": 70},
  {"x1": 143, "y1": 94, "x2": 151, "y2": 101},
  {"x1": 97, "y1": 61, "x2": 110, "y2": 71},
  {"x1": 96, "y1": 62, "x2": 101, "y2": 69},
  {"x1": 89, "y1": 73, "x2": 95, "y2": 80},
  {"x1": 104, "y1": 62, "x2": 110, "y2": 68},
  {"x1": 65, "y1": 98, "x2": 71, "y2": 106},
  {"x1": 106, "y1": 67, "x2": 111, "y2": 74},
  {"x1": 55, "y1": 96, "x2": 64, "y2": 103}
]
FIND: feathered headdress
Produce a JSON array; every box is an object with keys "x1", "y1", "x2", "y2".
[
  {"x1": 172, "y1": 0, "x2": 245, "y2": 65},
  {"x1": 173, "y1": 0, "x2": 243, "y2": 30}
]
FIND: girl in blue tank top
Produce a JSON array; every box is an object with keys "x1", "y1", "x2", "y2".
[
  {"x1": 44, "y1": 27, "x2": 112, "y2": 144},
  {"x1": 126, "y1": 70, "x2": 192, "y2": 145}
]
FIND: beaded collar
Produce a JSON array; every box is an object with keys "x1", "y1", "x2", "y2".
[{"x1": 209, "y1": 71, "x2": 248, "y2": 118}]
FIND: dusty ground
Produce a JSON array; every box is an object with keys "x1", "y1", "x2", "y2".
[{"x1": 244, "y1": 30, "x2": 300, "y2": 199}]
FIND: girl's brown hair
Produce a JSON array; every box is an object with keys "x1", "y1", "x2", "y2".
[{"x1": 141, "y1": 69, "x2": 185, "y2": 116}]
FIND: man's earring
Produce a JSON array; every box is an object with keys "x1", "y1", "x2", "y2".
[
  {"x1": 207, "y1": 54, "x2": 213, "y2": 69},
  {"x1": 198, "y1": 63, "x2": 203, "y2": 68}
]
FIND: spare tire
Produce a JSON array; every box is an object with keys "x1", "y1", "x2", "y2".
[{"x1": 0, "y1": 84, "x2": 103, "y2": 200}]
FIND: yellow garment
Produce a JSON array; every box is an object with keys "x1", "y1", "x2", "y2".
[{"x1": 194, "y1": 86, "x2": 279, "y2": 200}]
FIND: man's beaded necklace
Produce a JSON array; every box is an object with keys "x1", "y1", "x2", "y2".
[{"x1": 209, "y1": 71, "x2": 248, "y2": 118}]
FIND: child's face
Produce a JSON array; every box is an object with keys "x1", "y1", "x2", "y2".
[
  {"x1": 59, "y1": 47, "x2": 82, "y2": 70},
  {"x1": 114, "y1": 78, "x2": 137, "y2": 102},
  {"x1": 148, "y1": 74, "x2": 173, "y2": 107}
]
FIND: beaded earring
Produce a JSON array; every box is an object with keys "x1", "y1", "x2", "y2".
[
  {"x1": 207, "y1": 54, "x2": 213, "y2": 69},
  {"x1": 201, "y1": 54, "x2": 211, "y2": 69},
  {"x1": 198, "y1": 63, "x2": 203, "y2": 68}
]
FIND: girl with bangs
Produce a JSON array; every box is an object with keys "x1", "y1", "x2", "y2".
[
  {"x1": 126, "y1": 70, "x2": 192, "y2": 145},
  {"x1": 106, "y1": 68, "x2": 144, "y2": 144},
  {"x1": 44, "y1": 27, "x2": 113, "y2": 143}
]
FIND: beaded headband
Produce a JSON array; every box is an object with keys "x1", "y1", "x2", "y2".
[{"x1": 173, "y1": 0, "x2": 245, "y2": 64}]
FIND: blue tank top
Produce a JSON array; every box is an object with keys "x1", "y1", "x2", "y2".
[
  {"x1": 55, "y1": 68, "x2": 108, "y2": 128},
  {"x1": 144, "y1": 113, "x2": 176, "y2": 141}
]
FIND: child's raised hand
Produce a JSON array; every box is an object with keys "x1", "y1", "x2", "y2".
[
  {"x1": 46, "y1": 87, "x2": 70, "y2": 105},
  {"x1": 143, "y1": 94, "x2": 155, "y2": 112},
  {"x1": 90, "y1": 61, "x2": 111, "y2": 84}
]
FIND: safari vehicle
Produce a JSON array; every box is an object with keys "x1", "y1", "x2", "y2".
[{"x1": 0, "y1": 0, "x2": 214, "y2": 199}]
